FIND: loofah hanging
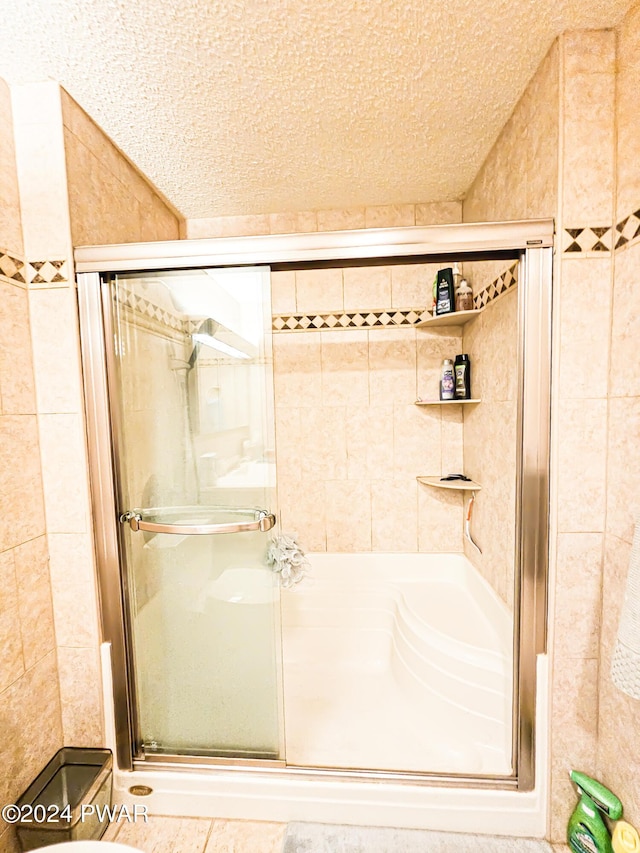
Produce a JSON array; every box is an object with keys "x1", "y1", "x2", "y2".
[{"x1": 267, "y1": 532, "x2": 310, "y2": 588}]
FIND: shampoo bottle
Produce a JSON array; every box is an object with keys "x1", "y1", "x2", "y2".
[
  {"x1": 440, "y1": 359, "x2": 455, "y2": 400},
  {"x1": 435, "y1": 268, "x2": 455, "y2": 315},
  {"x1": 454, "y1": 354, "x2": 471, "y2": 399}
]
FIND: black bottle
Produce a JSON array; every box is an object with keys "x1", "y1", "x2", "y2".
[
  {"x1": 454, "y1": 354, "x2": 471, "y2": 399},
  {"x1": 435, "y1": 268, "x2": 455, "y2": 315}
]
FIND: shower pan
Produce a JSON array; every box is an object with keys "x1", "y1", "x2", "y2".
[{"x1": 75, "y1": 220, "x2": 552, "y2": 835}]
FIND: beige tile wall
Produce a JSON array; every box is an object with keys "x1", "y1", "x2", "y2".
[
  {"x1": 552, "y1": 31, "x2": 617, "y2": 841},
  {"x1": 0, "y1": 81, "x2": 24, "y2": 260},
  {"x1": 185, "y1": 197, "x2": 465, "y2": 562},
  {"x1": 252, "y1": 205, "x2": 470, "y2": 555},
  {"x1": 0, "y1": 79, "x2": 63, "y2": 853},
  {"x1": 7, "y1": 80, "x2": 187, "y2": 777},
  {"x1": 463, "y1": 42, "x2": 559, "y2": 224},
  {"x1": 595, "y1": 1, "x2": 640, "y2": 825},
  {"x1": 184, "y1": 201, "x2": 462, "y2": 239},
  {"x1": 462, "y1": 28, "x2": 635, "y2": 842},
  {"x1": 271, "y1": 262, "x2": 465, "y2": 553},
  {"x1": 461, "y1": 287, "x2": 518, "y2": 609},
  {"x1": 60, "y1": 89, "x2": 182, "y2": 245},
  {"x1": 11, "y1": 82, "x2": 73, "y2": 266}
]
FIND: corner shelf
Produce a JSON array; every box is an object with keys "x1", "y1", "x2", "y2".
[
  {"x1": 416, "y1": 476, "x2": 482, "y2": 491},
  {"x1": 415, "y1": 398, "x2": 481, "y2": 406},
  {"x1": 415, "y1": 309, "x2": 482, "y2": 329}
]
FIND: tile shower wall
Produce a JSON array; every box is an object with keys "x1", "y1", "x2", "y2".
[
  {"x1": 461, "y1": 43, "x2": 559, "y2": 624},
  {"x1": 462, "y1": 29, "x2": 631, "y2": 841},
  {"x1": 61, "y1": 89, "x2": 181, "y2": 246},
  {"x1": 596, "y1": 0, "x2": 640, "y2": 827},
  {"x1": 271, "y1": 263, "x2": 464, "y2": 553},
  {"x1": 188, "y1": 203, "x2": 466, "y2": 553},
  {"x1": 553, "y1": 29, "x2": 616, "y2": 842},
  {"x1": 184, "y1": 201, "x2": 462, "y2": 239},
  {"x1": 9, "y1": 80, "x2": 185, "y2": 757},
  {"x1": 461, "y1": 277, "x2": 518, "y2": 610},
  {"x1": 0, "y1": 78, "x2": 62, "y2": 853}
]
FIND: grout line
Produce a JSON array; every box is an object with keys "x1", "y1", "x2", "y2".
[
  {"x1": 0, "y1": 647, "x2": 57, "y2": 697},
  {"x1": 594, "y1": 24, "x2": 621, "y2": 765},
  {"x1": 202, "y1": 817, "x2": 215, "y2": 852}
]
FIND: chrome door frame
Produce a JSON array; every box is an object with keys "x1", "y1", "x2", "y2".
[{"x1": 76, "y1": 219, "x2": 553, "y2": 789}]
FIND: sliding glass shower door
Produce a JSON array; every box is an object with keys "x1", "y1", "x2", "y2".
[{"x1": 106, "y1": 266, "x2": 282, "y2": 759}]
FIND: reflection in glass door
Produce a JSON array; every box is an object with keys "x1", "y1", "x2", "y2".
[{"x1": 106, "y1": 266, "x2": 281, "y2": 759}]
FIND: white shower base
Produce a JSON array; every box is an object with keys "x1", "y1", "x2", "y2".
[
  {"x1": 102, "y1": 553, "x2": 549, "y2": 836},
  {"x1": 282, "y1": 552, "x2": 513, "y2": 776}
]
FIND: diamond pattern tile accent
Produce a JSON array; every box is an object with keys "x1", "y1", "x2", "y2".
[
  {"x1": 115, "y1": 286, "x2": 186, "y2": 334},
  {"x1": 562, "y1": 226, "x2": 612, "y2": 254},
  {"x1": 27, "y1": 258, "x2": 69, "y2": 285},
  {"x1": 560, "y1": 210, "x2": 640, "y2": 254},
  {"x1": 273, "y1": 261, "x2": 524, "y2": 332},
  {"x1": 615, "y1": 208, "x2": 640, "y2": 250},
  {"x1": 473, "y1": 262, "x2": 519, "y2": 311},
  {"x1": 0, "y1": 251, "x2": 26, "y2": 284},
  {"x1": 272, "y1": 308, "x2": 427, "y2": 332}
]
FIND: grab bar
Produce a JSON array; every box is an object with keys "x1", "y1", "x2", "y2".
[{"x1": 119, "y1": 507, "x2": 276, "y2": 536}]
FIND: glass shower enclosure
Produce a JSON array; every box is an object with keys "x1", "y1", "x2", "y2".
[
  {"x1": 102, "y1": 266, "x2": 282, "y2": 760},
  {"x1": 76, "y1": 220, "x2": 552, "y2": 793}
]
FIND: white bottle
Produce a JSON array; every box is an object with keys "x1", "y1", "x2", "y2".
[
  {"x1": 440, "y1": 359, "x2": 455, "y2": 400},
  {"x1": 452, "y1": 263, "x2": 462, "y2": 293}
]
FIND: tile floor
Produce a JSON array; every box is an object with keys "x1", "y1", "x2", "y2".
[
  {"x1": 103, "y1": 815, "x2": 569, "y2": 852},
  {"x1": 103, "y1": 816, "x2": 285, "y2": 852}
]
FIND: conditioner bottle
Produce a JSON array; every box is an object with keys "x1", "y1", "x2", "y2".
[
  {"x1": 440, "y1": 359, "x2": 455, "y2": 400},
  {"x1": 454, "y1": 354, "x2": 471, "y2": 400}
]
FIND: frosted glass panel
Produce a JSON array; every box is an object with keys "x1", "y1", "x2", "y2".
[{"x1": 109, "y1": 266, "x2": 281, "y2": 758}]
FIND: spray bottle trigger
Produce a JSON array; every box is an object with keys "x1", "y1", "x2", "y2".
[{"x1": 570, "y1": 771, "x2": 623, "y2": 821}]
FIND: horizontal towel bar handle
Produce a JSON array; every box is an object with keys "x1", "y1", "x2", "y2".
[{"x1": 119, "y1": 508, "x2": 276, "y2": 536}]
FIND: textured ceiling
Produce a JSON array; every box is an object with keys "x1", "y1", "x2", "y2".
[{"x1": 0, "y1": 0, "x2": 633, "y2": 218}]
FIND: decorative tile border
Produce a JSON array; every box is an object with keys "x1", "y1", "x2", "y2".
[
  {"x1": 115, "y1": 286, "x2": 185, "y2": 334},
  {"x1": 614, "y1": 208, "x2": 640, "y2": 251},
  {"x1": 562, "y1": 208, "x2": 640, "y2": 256},
  {"x1": 473, "y1": 262, "x2": 518, "y2": 311},
  {"x1": 273, "y1": 309, "x2": 424, "y2": 332},
  {"x1": 27, "y1": 259, "x2": 69, "y2": 285},
  {"x1": 0, "y1": 250, "x2": 26, "y2": 284},
  {"x1": 273, "y1": 264, "x2": 519, "y2": 331},
  {"x1": 562, "y1": 226, "x2": 613, "y2": 255}
]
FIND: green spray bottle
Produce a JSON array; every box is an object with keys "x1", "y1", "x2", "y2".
[{"x1": 567, "y1": 770, "x2": 623, "y2": 853}]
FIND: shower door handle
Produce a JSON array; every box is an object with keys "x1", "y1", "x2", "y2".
[{"x1": 119, "y1": 508, "x2": 276, "y2": 535}]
